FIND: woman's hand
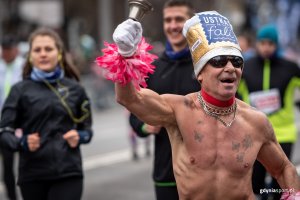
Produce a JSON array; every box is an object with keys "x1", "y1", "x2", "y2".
[
  {"x1": 27, "y1": 133, "x2": 40, "y2": 152},
  {"x1": 63, "y1": 130, "x2": 79, "y2": 148}
]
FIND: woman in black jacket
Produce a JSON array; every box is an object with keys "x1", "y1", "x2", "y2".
[{"x1": 0, "y1": 27, "x2": 93, "y2": 200}]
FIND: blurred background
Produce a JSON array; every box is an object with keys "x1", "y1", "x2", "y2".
[
  {"x1": 0, "y1": 0, "x2": 300, "y2": 199},
  {"x1": 1, "y1": 0, "x2": 299, "y2": 110},
  {"x1": 1, "y1": 0, "x2": 299, "y2": 63}
]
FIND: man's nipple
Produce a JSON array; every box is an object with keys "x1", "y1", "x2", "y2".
[
  {"x1": 244, "y1": 163, "x2": 249, "y2": 168},
  {"x1": 190, "y1": 156, "x2": 196, "y2": 164}
]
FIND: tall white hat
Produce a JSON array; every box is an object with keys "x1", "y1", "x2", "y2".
[{"x1": 183, "y1": 11, "x2": 243, "y2": 76}]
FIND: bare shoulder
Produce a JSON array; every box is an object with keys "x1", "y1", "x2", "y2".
[
  {"x1": 236, "y1": 99, "x2": 275, "y2": 141},
  {"x1": 237, "y1": 99, "x2": 266, "y2": 122},
  {"x1": 161, "y1": 92, "x2": 197, "y2": 109},
  {"x1": 162, "y1": 93, "x2": 198, "y2": 136}
]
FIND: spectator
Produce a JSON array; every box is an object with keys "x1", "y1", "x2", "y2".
[
  {"x1": 0, "y1": 35, "x2": 25, "y2": 200},
  {"x1": 237, "y1": 32, "x2": 256, "y2": 60}
]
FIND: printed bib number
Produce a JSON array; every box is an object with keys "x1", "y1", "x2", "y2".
[{"x1": 249, "y1": 88, "x2": 281, "y2": 114}]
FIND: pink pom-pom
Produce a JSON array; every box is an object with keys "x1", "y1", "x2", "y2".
[{"x1": 95, "y1": 37, "x2": 158, "y2": 90}]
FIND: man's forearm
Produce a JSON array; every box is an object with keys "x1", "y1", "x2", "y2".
[
  {"x1": 277, "y1": 163, "x2": 300, "y2": 192},
  {"x1": 115, "y1": 82, "x2": 138, "y2": 106}
]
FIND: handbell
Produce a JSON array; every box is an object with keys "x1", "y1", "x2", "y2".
[{"x1": 128, "y1": 0, "x2": 154, "y2": 22}]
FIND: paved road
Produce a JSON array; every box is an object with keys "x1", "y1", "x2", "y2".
[
  {"x1": 81, "y1": 105, "x2": 156, "y2": 200},
  {"x1": 83, "y1": 157, "x2": 154, "y2": 200}
]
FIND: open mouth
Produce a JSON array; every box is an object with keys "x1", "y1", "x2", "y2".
[{"x1": 220, "y1": 78, "x2": 235, "y2": 83}]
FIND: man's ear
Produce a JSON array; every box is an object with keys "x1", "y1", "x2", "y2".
[{"x1": 197, "y1": 72, "x2": 203, "y2": 83}]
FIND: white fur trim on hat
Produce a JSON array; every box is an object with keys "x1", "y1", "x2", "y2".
[{"x1": 194, "y1": 47, "x2": 242, "y2": 76}]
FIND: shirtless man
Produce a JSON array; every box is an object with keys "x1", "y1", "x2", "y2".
[{"x1": 111, "y1": 11, "x2": 300, "y2": 200}]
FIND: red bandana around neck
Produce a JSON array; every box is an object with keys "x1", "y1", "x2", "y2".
[{"x1": 201, "y1": 90, "x2": 235, "y2": 107}]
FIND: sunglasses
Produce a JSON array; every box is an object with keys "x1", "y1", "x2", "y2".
[{"x1": 208, "y1": 56, "x2": 244, "y2": 68}]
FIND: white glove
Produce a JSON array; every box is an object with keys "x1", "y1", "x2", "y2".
[{"x1": 113, "y1": 19, "x2": 143, "y2": 57}]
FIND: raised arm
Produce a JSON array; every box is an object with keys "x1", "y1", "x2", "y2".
[
  {"x1": 257, "y1": 117, "x2": 300, "y2": 194},
  {"x1": 110, "y1": 19, "x2": 176, "y2": 127},
  {"x1": 116, "y1": 81, "x2": 175, "y2": 127}
]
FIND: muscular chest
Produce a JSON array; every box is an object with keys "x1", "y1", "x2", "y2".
[{"x1": 178, "y1": 113, "x2": 259, "y2": 174}]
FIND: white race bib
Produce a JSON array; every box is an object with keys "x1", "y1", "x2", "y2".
[{"x1": 249, "y1": 88, "x2": 281, "y2": 114}]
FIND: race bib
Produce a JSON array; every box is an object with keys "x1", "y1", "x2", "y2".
[{"x1": 249, "y1": 88, "x2": 281, "y2": 115}]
